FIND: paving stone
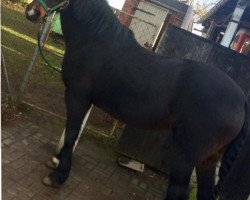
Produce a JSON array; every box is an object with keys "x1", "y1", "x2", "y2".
[
  {"x1": 79, "y1": 157, "x2": 88, "y2": 166},
  {"x1": 70, "y1": 180, "x2": 90, "y2": 198},
  {"x1": 105, "y1": 163, "x2": 117, "y2": 173},
  {"x1": 8, "y1": 156, "x2": 28, "y2": 169},
  {"x1": 7, "y1": 184, "x2": 36, "y2": 199},
  {"x1": 3, "y1": 166, "x2": 27, "y2": 182},
  {"x1": 65, "y1": 192, "x2": 85, "y2": 200},
  {"x1": 82, "y1": 155, "x2": 98, "y2": 165},
  {"x1": 93, "y1": 166, "x2": 112, "y2": 177},
  {"x1": 148, "y1": 186, "x2": 165, "y2": 197},
  {"x1": 9, "y1": 150, "x2": 28, "y2": 161},
  {"x1": 2, "y1": 177, "x2": 15, "y2": 190},
  {"x1": 22, "y1": 138, "x2": 29, "y2": 145},
  {"x1": 2, "y1": 134, "x2": 8, "y2": 139},
  {"x1": 139, "y1": 181, "x2": 148, "y2": 191},
  {"x1": 60, "y1": 177, "x2": 82, "y2": 196},
  {"x1": 20, "y1": 131, "x2": 32, "y2": 137},
  {"x1": 36, "y1": 187, "x2": 68, "y2": 200},
  {"x1": 84, "y1": 162, "x2": 96, "y2": 170},
  {"x1": 131, "y1": 177, "x2": 139, "y2": 186},
  {"x1": 17, "y1": 160, "x2": 40, "y2": 175},
  {"x1": 2, "y1": 190, "x2": 16, "y2": 200},
  {"x1": 145, "y1": 192, "x2": 155, "y2": 200},
  {"x1": 2, "y1": 119, "x2": 170, "y2": 200},
  {"x1": 2, "y1": 158, "x2": 11, "y2": 165},
  {"x1": 155, "y1": 196, "x2": 164, "y2": 200},
  {"x1": 3, "y1": 138, "x2": 14, "y2": 145}
]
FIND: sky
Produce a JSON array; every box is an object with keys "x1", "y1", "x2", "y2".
[{"x1": 107, "y1": 0, "x2": 126, "y2": 9}]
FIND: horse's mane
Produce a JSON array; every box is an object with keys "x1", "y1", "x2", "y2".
[{"x1": 70, "y1": 0, "x2": 135, "y2": 41}]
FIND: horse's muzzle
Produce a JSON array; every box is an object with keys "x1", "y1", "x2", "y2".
[{"x1": 25, "y1": 6, "x2": 41, "y2": 22}]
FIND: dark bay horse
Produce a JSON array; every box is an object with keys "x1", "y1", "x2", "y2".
[{"x1": 25, "y1": 0, "x2": 250, "y2": 199}]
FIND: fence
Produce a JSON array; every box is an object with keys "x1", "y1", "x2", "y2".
[
  {"x1": 114, "y1": 8, "x2": 162, "y2": 49},
  {"x1": 1, "y1": 1, "x2": 163, "y2": 138},
  {"x1": 156, "y1": 25, "x2": 250, "y2": 101},
  {"x1": 117, "y1": 24, "x2": 250, "y2": 172}
]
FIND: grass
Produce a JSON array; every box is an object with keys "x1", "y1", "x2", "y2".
[
  {"x1": 1, "y1": 3, "x2": 64, "y2": 94},
  {"x1": 189, "y1": 186, "x2": 197, "y2": 200},
  {"x1": 2, "y1": 25, "x2": 64, "y2": 55}
]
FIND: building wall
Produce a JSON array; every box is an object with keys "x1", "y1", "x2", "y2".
[
  {"x1": 119, "y1": 0, "x2": 186, "y2": 27},
  {"x1": 119, "y1": 0, "x2": 141, "y2": 26},
  {"x1": 168, "y1": 11, "x2": 185, "y2": 27}
]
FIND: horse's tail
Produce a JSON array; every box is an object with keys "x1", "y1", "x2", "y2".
[{"x1": 215, "y1": 101, "x2": 250, "y2": 199}]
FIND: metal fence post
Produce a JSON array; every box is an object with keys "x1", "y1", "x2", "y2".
[
  {"x1": 2, "y1": 51, "x2": 15, "y2": 108},
  {"x1": 17, "y1": 12, "x2": 56, "y2": 104}
]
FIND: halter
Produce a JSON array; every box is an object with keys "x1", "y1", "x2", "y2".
[
  {"x1": 35, "y1": 0, "x2": 65, "y2": 72},
  {"x1": 37, "y1": 0, "x2": 69, "y2": 16}
]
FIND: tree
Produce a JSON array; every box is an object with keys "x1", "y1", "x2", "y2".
[{"x1": 179, "y1": 0, "x2": 219, "y2": 21}]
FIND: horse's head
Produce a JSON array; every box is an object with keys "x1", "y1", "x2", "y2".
[{"x1": 25, "y1": 0, "x2": 69, "y2": 22}]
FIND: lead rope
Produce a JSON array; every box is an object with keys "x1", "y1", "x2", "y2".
[
  {"x1": 37, "y1": 0, "x2": 69, "y2": 73},
  {"x1": 37, "y1": 30, "x2": 62, "y2": 73}
]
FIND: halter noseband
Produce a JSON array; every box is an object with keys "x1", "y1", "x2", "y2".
[{"x1": 37, "y1": 0, "x2": 69, "y2": 15}]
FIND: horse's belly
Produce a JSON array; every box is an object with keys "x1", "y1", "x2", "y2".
[{"x1": 94, "y1": 99, "x2": 172, "y2": 129}]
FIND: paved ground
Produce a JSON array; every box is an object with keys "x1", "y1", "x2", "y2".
[{"x1": 2, "y1": 117, "x2": 168, "y2": 200}]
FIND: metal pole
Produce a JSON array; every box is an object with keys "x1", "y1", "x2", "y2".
[
  {"x1": 1, "y1": 52, "x2": 14, "y2": 108},
  {"x1": 220, "y1": 0, "x2": 248, "y2": 47},
  {"x1": 17, "y1": 13, "x2": 56, "y2": 104}
]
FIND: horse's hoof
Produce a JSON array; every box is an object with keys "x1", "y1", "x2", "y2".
[
  {"x1": 42, "y1": 176, "x2": 60, "y2": 188},
  {"x1": 45, "y1": 160, "x2": 58, "y2": 169},
  {"x1": 45, "y1": 156, "x2": 59, "y2": 169}
]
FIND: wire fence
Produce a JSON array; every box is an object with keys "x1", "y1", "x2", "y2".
[
  {"x1": 1, "y1": 1, "x2": 163, "y2": 137},
  {"x1": 114, "y1": 9, "x2": 160, "y2": 49}
]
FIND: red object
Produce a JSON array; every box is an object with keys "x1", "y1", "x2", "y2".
[{"x1": 231, "y1": 28, "x2": 250, "y2": 52}]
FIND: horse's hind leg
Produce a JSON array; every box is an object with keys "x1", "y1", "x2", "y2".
[
  {"x1": 164, "y1": 137, "x2": 195, "y2": 200},
  {"x1": 196, "y1": 153, "x2": 221, "y2": 200},
  {"x1": 165, "y1": 156, "x2": 194, "y2": 200},
  {"x1": 43, "y1": 89, "x2": 91, "y2": 187}
]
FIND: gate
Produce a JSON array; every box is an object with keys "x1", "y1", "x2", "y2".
[{"x1": 129, "y1": 1, "x2": 168, "y2": 48}]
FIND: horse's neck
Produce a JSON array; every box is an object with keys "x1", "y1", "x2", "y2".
[{"x1": 61, "y1": 0, "x2": 128, "y2": 42}]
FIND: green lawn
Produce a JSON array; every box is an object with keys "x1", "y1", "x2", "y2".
[
  {"x1": 189, "y1": 186, "x2": 197, "y2": 200},
  {"x1": 1, "y1": 2, "x2": 64, "y2": 97}
]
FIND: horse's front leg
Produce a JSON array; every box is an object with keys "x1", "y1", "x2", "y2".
[
  {"x1": 46, "y1": 106, "x2": 93, "y2": 170},
  {"x1": 43, "y1": 89, "x2": 91, "y2": 187}
]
